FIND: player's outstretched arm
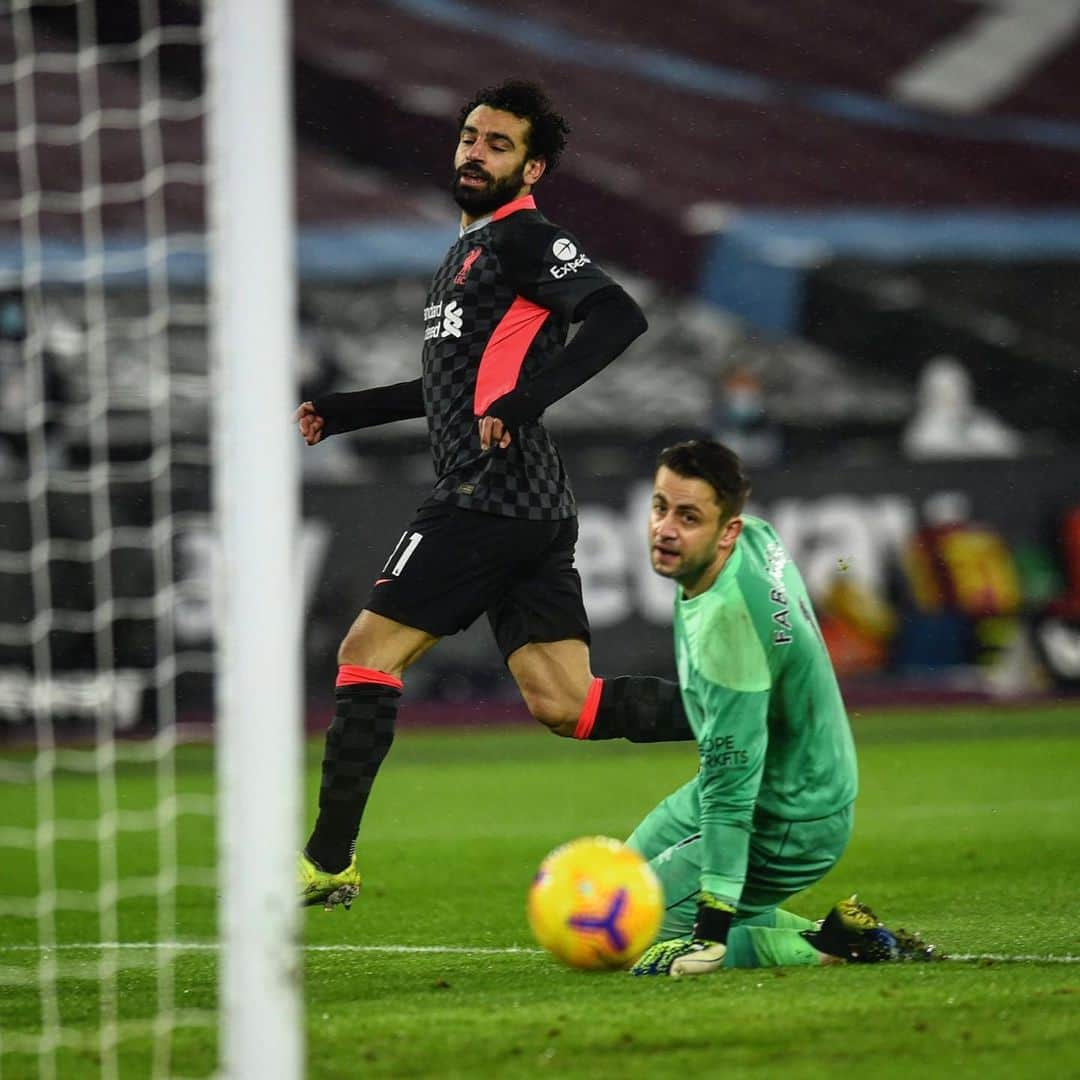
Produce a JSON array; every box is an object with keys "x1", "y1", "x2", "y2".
[
  {"x1": 296, "y1": 378, "x2": 425, "y2": 444},
  {"x1": 479, "y1": 285, "x2": 646, "y2": 445}
]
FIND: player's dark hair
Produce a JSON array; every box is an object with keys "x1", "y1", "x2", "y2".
[
  {"x1": 458, "y1": 79, "x2": 570, "y2": 173},
  {"x1": 657, "y1": 440, "x2": 751, "y2": 520}
]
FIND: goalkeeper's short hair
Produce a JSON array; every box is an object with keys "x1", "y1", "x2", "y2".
[{"x1": 657, "y1": 440, "x2": 751, "y2": 521}]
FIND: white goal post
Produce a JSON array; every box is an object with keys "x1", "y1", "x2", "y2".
[
  {"x1": 207, "y1": 0, "x2": 303, "y2": 1078},
  {"x1": 1, "y1": 0, "x2": 303, "y2": 1075}
]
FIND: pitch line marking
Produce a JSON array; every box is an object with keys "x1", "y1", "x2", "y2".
[
  {"x1": 0, "y1": 942, "x2": 540, "y2": 956},
  {"x1": 1, "y1": 943, "x2": 1078, "y2": 964}
]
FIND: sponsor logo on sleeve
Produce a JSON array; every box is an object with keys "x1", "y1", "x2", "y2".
[
  {"x1": 553, "y1": 238, "x2": 578, "y2": 261},
  {"x1": 550, "y1": 236, "x2": 591, "y2": 279}
]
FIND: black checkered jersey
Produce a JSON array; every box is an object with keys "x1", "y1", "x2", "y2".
[{"x1": 421, "y1": 195, "x2": 616, "y2": 520}]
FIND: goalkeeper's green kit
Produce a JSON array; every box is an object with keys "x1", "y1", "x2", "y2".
[{"x1": 627, "y1": 515, "x2": 858, "y2": 941}]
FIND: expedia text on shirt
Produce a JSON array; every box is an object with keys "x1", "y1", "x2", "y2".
[{"x1": 549, "y1": 253, "x2": 591, "y2": 279}]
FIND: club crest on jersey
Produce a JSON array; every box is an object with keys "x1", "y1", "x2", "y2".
[
  {"x1": 454, "y1": 246, "x2": 482, "y2": 285},
  {"x1": 550, "y1": 236, "x2": 591, "y2": 279}
]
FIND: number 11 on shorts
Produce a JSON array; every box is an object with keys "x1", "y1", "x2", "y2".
[{"x1": 383, "y1": 531, "x2": 423, "y2": 577}]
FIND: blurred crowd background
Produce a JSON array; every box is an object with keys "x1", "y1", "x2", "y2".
[{"x1": 1, "y1": 0, "x2": 1079, "y2": 732}]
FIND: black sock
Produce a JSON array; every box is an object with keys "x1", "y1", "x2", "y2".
[
  {"x1": 305, "y1": 682, "x2": 400, "y2": 873},
  {"x1": 586, "y1": 676, "x2": 694, "y2": 743}
]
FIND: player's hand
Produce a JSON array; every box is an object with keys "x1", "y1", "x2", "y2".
[
  {"x1": 478, "y1": 414, "x2": 512, "y2": 451},
  {"x1": 294, "y1": 401, "x2": 325, "y2": 446},
  {"x1": 669, "y1": 939, "x2": 727, "y2": 977},
  {"x1": 629, "y1": 937, "x2": 727, "y2": 977}
]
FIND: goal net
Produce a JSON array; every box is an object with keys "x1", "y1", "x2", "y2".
[{"x1": 0, "y1": 2, "x2": 301, "y2": 1077}]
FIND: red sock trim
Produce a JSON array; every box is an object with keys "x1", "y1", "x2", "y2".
[
  {"x1": 336, "y1": 665, "x2": 404, "y2": 692},
  {"x1": 573, "y1": 677, "x2": 604, "y2": 740}
]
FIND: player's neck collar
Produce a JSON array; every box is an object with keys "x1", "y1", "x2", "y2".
[{"x1": 459, "y1": 194, "x2": 537, "y2": 236}]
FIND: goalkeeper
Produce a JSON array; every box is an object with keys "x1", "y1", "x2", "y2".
[{"x1": 577, "y1": 440, "x2": 933, "y2": 974}]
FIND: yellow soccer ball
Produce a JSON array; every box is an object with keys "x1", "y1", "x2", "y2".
[{"x1": 527, "y1": 836, "x2": 663, "y2": 970}]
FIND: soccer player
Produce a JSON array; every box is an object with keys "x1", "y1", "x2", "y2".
[
  {"x1": 296, "y1": 80, "x2": 690, "y2": 910},
  {"x1": 620, "y1": 440, "x2": 933, "y2": 973}
]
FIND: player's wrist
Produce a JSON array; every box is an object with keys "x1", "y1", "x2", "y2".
[
  {"x1": 312, "y1": 390, "x2": 372, "y2": 436},
  {"x1": 485, "y1": 389, "x2": 535, "y2": 431},
  {"x1": 693, "y1": 892, "x2": 736, "y2": 943}
]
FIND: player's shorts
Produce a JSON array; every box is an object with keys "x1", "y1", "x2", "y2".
[
  {"x1": 363, "y1": 497, "x2": 590, "y2": 659},
  {"x1": 626, "y1": 775, "x2": 853, "y2": 937}
]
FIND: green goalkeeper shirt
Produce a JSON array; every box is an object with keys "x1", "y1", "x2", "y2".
[{"x1": 672, "y1": 515, "x2": 858, "y2": 908}]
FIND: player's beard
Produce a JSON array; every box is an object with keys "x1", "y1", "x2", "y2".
[{"x1": 452, "y1": 162, "x2": 527, "y2": 216}]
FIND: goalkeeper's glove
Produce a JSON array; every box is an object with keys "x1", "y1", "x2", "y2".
[
  {"x1": 630, "y1": 936, "x2": 728, "y2": 977},
  {"x1": 630, "y1": 893, "x2": 736, "y2": 977}
]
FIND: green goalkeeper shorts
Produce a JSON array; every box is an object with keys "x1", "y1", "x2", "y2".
[{"x1": 626, "y1": 775, "x2": 854, "y2": 938}]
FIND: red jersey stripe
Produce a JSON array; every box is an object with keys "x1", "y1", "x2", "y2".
[
  {"x1": 491, "y1": 194, "x2": 536, "y2": 221},
  {"x1": 336, "y1": 664, "x2": 404, "y2": 691},
  {"x1": 473, "y1": 295, "x2": 550, "y2": 415}
]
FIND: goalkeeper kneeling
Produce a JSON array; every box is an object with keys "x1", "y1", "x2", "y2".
[{"x1": 572, "y1": 441, "x2": 935, "y2": 975}]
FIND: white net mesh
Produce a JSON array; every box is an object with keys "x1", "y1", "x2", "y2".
[{"x1": 0, "y1": 2, "x2": 218, "y2": 1076}]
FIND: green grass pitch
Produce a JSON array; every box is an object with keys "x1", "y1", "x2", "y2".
[{"x1": 1, "y1": 704, "x2": 1078, "y2": 1078}]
